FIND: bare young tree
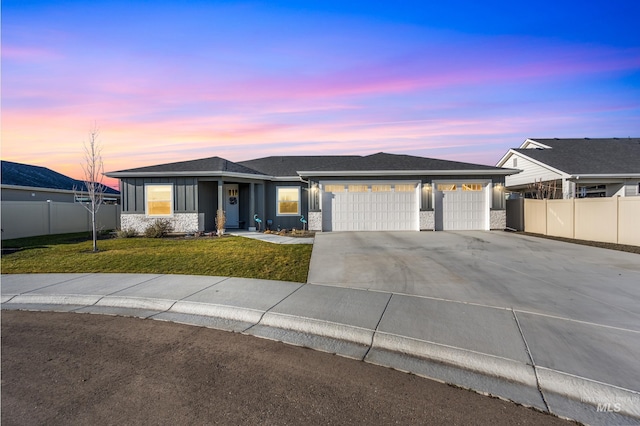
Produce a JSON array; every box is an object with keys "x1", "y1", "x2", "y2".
[
  {"x1": 79, "y1": 126, "x2": 105, "y2": 252},
  {"x1": 527, "y1": 178, "x2": 558, "y2": 199}
]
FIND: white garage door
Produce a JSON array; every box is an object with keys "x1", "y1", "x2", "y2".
[
  {"x1": 322, "y1": 183, "x2": 419, "y2": 231},
  {"x1": 435, "y1": 183, "x2": 487, "y2": 230}
]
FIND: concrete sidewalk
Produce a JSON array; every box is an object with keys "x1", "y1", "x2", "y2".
[
  {"x1": 229, "y1": 230, "x2": 314, "y2": 244},
  {"x1": 2, "y1": 273, "x2": 638, "y2": 426}
]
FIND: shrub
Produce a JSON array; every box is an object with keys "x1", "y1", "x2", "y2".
[
  {"x1": 143, "y1": 219, "x2": 173, "y2": 238},
  {"x1": 116, "y1": 228, "x2": 138, "y2": 238}
]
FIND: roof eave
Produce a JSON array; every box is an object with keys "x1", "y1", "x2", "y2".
[
  {"x1": 570, "y1": 173, "x2": 640, "y2": 180},
  {"x1": 105, "y1": 171, "x2": 267, "y2": 180},
  {"x1": 520, "y1": 138, "x2": 552, "y2": 149},
  {"x1": 298, "y1": 169, "x2": 519, "y2": 177},
  {"x1": 496, "y1": 149, "x2": 518, "y2": 167},
  {"x1": 507, "y1": 151, "x2": 569, "y2": 177}
]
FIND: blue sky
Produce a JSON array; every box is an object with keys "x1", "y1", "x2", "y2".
[{"x1": 2, "y1": 0, "x2": 639, "y2": 187}]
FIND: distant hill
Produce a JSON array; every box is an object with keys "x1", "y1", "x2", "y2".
[{"x1": 1, "y1": 160, "x2": 119, "y2": 195}]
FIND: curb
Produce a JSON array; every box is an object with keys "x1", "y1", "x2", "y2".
[{"x1": 2, "y1": 295, "x2": 639, "y2": 424}]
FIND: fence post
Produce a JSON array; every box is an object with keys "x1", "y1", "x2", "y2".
[
  {"x1": 572, "y1": 198, "x2": 576, "y2": 239},
  {"x1": 544, "y1": 199, "x2": 548, "y2": 235},
  {"x1": 616, "y1": 196, "x2": 620, "y2": 244},
  {"x1": 47, "y1": 200, "x2": 52, "y2": 235}
]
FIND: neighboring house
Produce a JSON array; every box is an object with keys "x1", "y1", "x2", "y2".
[
  {"x1": 1, "y1": 160, "x2": 120, "y2": 203},
  {"x1": 496, "y1": 138, "x2": 640, "y2": 199},
  {"x1": 105, "y1": 152, "x2": 517, "y2": 233}
]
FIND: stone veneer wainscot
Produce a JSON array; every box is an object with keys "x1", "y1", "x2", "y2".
[
  {"x1": 308, "y1": 211, "x2": 322, "y2": 231},
  {"x1": 420, "y1": 211, "x2": 435, "y2": 231},
  {"x1": 490, "y1": 210, "x2": 506, "y2": 230},
  {"x1": 121, "y1": 213, "x2": 200, "y2": 234}
]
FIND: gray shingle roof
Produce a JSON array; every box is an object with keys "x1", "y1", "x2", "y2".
[
  {"x1": 237, "y1": 156, "x2": 361, "y2": 176},
  {"x1": 516, "y1": 138, "x2": 640, "y2": 174},
  {"x1": 107, "y1": 152, "x2": 514, "y2": 178},
  {"x1": 1, "y1": 160, "x2": 119, "y2": 194},
  {"x1": 299, "y1": 152, "x2": 507, "y2": 172},
  {"x1": 108, "y1": 156, "x2": 266, "y2": 176}
]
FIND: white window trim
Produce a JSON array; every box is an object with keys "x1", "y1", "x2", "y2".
[
  {"x1": 276, "y1": 186, "x2": 301, "y2": 216},
  {"x1": 145, "y1": 183, "x2": 174, "y2": 217}
]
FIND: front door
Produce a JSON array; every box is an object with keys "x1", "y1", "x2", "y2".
[{"x1": 224, "y1": 184, "x2": 239, "y2": 228}]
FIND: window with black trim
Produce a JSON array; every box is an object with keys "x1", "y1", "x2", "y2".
[
  {"x1": 146, "y1": 184, "x2": 173, "y2": 216},
  {"x1": 277, "y1": 187, "x2": 300, "y2": 215}
]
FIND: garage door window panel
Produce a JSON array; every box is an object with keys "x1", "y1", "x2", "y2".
[
  {"x1": 277, "y1": 187, "x2": 300, "y2": 215},
  {"x1": 462, "y1": 183, "x2": 483, "y2": 191},
  {"x1": 372, "y1": 184, "x2": 391, "y2": 192},
  {"x1": 325, "y1": 184, "x2": 345, "y2": 193},
  {"x1": 395, "y1": 184, "x2": 414, "y2": 192},
  {"x1": 348, "y1": 184, "x2": 368, "y2": 192},
  {"x1": 437, "y1": 184, "x2": 457, "y2": 191}
]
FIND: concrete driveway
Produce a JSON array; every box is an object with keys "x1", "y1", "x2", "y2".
[
  {"x1": 308, "y1": 231, "x2": 640, "y2": 329},
  {"x1": 308, "y1": 231, "x2": 640, "y2": 424}
]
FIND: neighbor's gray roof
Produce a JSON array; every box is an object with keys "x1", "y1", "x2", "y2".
[
  {"x1": 106, "y1": 156, "x2": 266, "y2": 177},
  {"x1": 299, "y1": 152, "x2": 510, "y2": 173},
  {"x1": 515, "y1": 138, "x2": 640, "y2": 175},
  {"x1": 1, "y1": 160, "x2": 120, "y2": 195},
  {"x1": 238, "y1": 156, "x2": 361, "y2": 176}
]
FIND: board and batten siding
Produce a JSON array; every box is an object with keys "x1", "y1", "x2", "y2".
[
  {"x1": 505, "y1": 154, "x2": 563, "y2": 187},
  {"x1": 263, "y1": 181, "x2": 308, "y2": 230},
  {"x1": 121, "y1": 177, "x2": 198, "y2": 214}
]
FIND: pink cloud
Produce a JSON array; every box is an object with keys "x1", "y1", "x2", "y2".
[{"x1": 1, "y1": 45, "x2": 62, "y2": 61}]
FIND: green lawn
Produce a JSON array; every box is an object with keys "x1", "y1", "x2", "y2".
[{"x1": 1, "y1": 233, "x2": 312, "y2": 283}]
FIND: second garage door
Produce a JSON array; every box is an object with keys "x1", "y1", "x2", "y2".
[
  {"x1": 321, "y1": 182, "x2": 419, "y2": 231},
  {"x1": 434, "y1": 182, "x2": 488, "y2": 230}
]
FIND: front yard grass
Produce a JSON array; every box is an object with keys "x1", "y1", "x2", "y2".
[{"x1": 1, "y1": 233, "x2": 313, "y2": 283}]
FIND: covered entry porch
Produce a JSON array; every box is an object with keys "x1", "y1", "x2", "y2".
[{"x1": 197, "y1": 179, "x2": 265, "y2": 232}]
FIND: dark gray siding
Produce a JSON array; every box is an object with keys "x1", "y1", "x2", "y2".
[
  {"x1": 264, "y1": 181, "x2": 308, "y2": 230},
  {"x1": 197, "y1": 181, "x2": 218, "y2": 231},
  {"x1": 121, "y1": 177, "x2": 197, "y2": 213}
]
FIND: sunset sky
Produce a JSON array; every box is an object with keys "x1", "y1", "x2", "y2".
[{"x1": 2, "y1": 0, "x2": 639, "y2": 189}]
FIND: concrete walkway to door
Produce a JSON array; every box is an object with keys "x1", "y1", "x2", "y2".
[{"x1": 307, "y1": 231, "x2": 640, "y2": 424}]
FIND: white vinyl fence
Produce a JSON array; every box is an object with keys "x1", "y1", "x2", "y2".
[
  {"x1": 524, "y1": 197, "x2": 640, "y2": 246},
  {"x1": 1, "y1": 201, "x2": 120, "y2": 240}
]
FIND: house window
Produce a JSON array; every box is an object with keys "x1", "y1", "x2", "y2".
[
  {"x1": 146, "y1": 184, "x2": 173, "y2": 216},
  {"x1": 277, "y1": 187, "x2": 300, "y2": 215},
  {"x1": 324, "y1": 184, "x2": 345, "y2": 193},
  {"x1": 513, "y1": 158, "x2": 517, "y2": 167}
]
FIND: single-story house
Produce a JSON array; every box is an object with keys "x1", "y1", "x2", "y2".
[
  {"x1": 496, "y1": 138, "x2": 640, "y2": 199},
  {"x1": 1, "y1": 160, "x2": 120, "y2": 204},
  {"x1": 105, "y1": 152, "x2": 518, "y2": 233}
]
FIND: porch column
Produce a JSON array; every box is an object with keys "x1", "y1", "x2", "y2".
[
  {"x1": 249, "y1": 182, "x2": 256, "y2": 231},
  {"x1": 217, "y1": 180, "x2": 224, "y2": 211}
]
